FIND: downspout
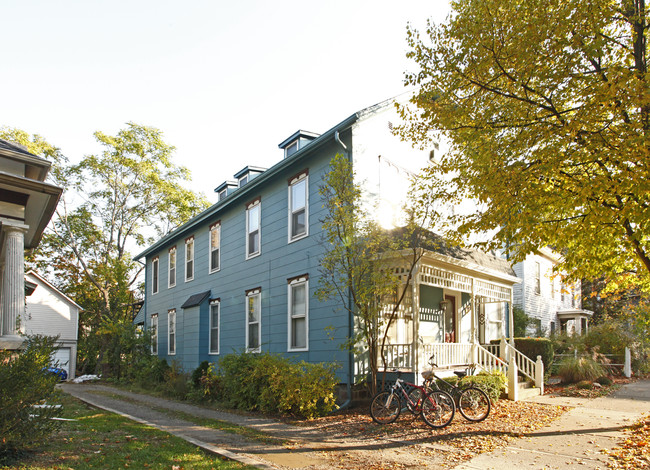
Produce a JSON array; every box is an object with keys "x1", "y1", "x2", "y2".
[{"x1": 332, "y1": 128, "x2": 354, "y2": 412}]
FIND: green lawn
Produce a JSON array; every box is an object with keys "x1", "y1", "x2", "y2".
[{"x1": 1, "y1": 392, "x2": 256, "y2": 470}]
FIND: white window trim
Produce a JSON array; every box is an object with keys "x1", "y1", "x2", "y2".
[
  {"x1": 246, "y1": 199, "x2": 261, "y2": 260},
  {"x1": 209, "y1": 223, "x2": 221, "y2": 273},
  {"x1": 185, "y1": 237, "x2": 194, "y2": 282},
  {"x1": 287, "y1": 276, "x2": 309, "y2": 352},
  {"x1": 168, "y1": 309, "x2": 176, "y2": 355},
  {"x1": 288, "y1": 173, "x2": 309, "y2": 243},
  {"x1": 245, "y1": 288, "x2": 261, "y2": 353},
  {"x1": 168, "y1": 247, "x2": 176, "y2": 288},
  {"x1": 152, "y1": 257, "x2": 159, "y2": 295},
  {"x1": 285, "y1": 140, "x2": 299, "y2": 158},
  {"x1": 150, "y1": 314, "x2": 158, "y2": 354},
  {"x1": 209, "y1": 300, "x2": 220, "y2": 355}
]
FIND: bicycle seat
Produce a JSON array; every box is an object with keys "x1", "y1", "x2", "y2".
[{"x1": 454, "y1": 370, "x2": 467, "y2": 378}]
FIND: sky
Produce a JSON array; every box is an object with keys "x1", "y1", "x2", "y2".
[{"x1": 3, "y1": 0, "x2": 450, "y2": 203}]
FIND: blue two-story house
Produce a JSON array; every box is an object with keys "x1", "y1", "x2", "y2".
[{"x1": 136, "y1": 97, "x2": 537, "y2": 397}]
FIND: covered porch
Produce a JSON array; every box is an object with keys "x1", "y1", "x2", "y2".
[{"x1": 370, "y1": 248, "x2": 544, "y2": 398}]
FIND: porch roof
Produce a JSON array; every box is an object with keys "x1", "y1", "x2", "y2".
[
  {"x1": 418, "y1": 250, "x2": 519, "y2": 303},
  {"x1": 557, "y1": 309, "x2": 593, "y2": 320}
]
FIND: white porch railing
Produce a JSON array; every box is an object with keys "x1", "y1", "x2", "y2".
[
  {"x1": 475, "y1": 344, "x2": 508, "y2": 376},
  {"x1": 381, "y1": 343, "x2": 413, "y2": 370},
  {"x1": 422, "y1": 343, "x2": 472, "y2": 368},
  {"x1": 503, "y1": 341, "x2": 536, "y2": 383},
  {"x1": 377, "y1": 340, "x2": 545, "y2": 400}
]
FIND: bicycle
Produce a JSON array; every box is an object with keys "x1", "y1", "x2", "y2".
[
  {"x1": 370, "y1": 371, "x2": 455, "y2": 428},
  {"x1": 422, "y1": 356, "x2": 491, "y2": 422}
]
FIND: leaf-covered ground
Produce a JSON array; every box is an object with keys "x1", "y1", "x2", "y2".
[
  {"x1": 605, "y1": 413, "x2": 650, "y2": 469},
  {"x1": 287, "y1": 399, "x2": 570, "y2": 468},
  {"x1": 545, "y1": 376, "x2": 635, "y2": 399}
]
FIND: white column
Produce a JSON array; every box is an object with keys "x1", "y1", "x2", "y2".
[{"x1": 0, "y1": 224, "x2": 27, "y2": 349}]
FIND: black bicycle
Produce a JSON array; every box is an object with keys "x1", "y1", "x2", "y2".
[
  {"x1": 423, "y1": 357, "x2": 491, "y2": 422},
  {"x1": 370, "y1": 371, "x2": 455, "y2": 428}
]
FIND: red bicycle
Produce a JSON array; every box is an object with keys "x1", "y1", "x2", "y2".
[{"x1": 370, "y1": 371, "x2": 455, "y2": 428}]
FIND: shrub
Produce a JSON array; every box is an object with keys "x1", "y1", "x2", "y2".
[
  {"x1": 191, "y1": 361, "x2": 211, "y2": 388},
  {"x1": 596, "y1": 376, "x2": 613, "y2": 386},
  {"x1": 131, "y1": 357, "x2": 170, "y2": 388},
  {"x1": 197, "y1": 363, "x2": 223, "y2": 400},
  {"x1": 576, "y1": 380, "x2": 593, "y2": 389},
  {"x1": 217, "y1": 351, "x2": 339, "y2": 418},
  {"x1": 557, "y1": 356, "x2": 607, "y2": 384},
  {"x1": 583, "y1": 322, "x2": 633, "y2": 357},
  {"x1": 461, "y1": 370, "x2": 506, "y2": 402},
  {"x1": 513, "y1": 337, "x2": 555, "y2": 373},
  {"x1": 162, "y1": 361, "x2": 191, "y2": 399},
  {"x1": 432, "y1": 370, "x2": 505, "y2": 402},
  {"x1": 0, "y1": 335, "x2": 62, "y2": 460}
]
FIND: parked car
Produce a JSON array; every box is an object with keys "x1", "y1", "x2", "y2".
[{"x1": 43, "y1": 366, "x2": 68, "y2": 381}]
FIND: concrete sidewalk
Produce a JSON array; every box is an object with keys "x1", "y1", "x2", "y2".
[
  {"x1": 456, "y1": 380, "x2": 650, "y2": 469},
  {"x1": 60, "y1": 380, "x2": 650, "y2": 469}
]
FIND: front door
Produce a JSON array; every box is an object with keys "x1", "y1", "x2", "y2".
[{"x1": 444, "y1": 295, "x2": 456, "y2": 343}]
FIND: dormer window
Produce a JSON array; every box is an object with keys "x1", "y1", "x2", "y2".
[
  {"x1": 233, "y1": 166, "x2": 266, "y2": 189},
  {"x1": 215, "y1": 180, "x2": 238, "y2": 200},
  {"x1": 286, "y1": 141, "x2": 299, "y2": 158},
  {"x1": 279, "y1": 130, "x2": 320, "y2": 159}
]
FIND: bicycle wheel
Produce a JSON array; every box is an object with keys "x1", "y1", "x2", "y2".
[
  {"x1": 407, "y1": 388, "x2": 424, "y2": 414},
  {"x1": 370, "y1": 391, "x2": 401, "y2": 424},
  {"x1": 421, "y1": 390, "x2": 455, "y2": 428},
  {"x1": 458, "y1": 387, "x2": 491, "y2": 422}
]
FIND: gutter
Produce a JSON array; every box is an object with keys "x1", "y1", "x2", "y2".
[
  {"x1": 134, "y1": 113, "x2": 359, "y2": 261},
  {"x1": 330, "y1": 128, "x2": 354, "y2": 413}
]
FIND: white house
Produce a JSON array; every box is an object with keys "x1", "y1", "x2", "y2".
[
  {"x1": 22, "y1": 270, "x2": 81, "y2": 379},
  {"x1": 0, "y1": 139, "x2": 62, "y2": 349},
  {"x1": 512, "y1": 248, "x2": 592, "y2": 336}
]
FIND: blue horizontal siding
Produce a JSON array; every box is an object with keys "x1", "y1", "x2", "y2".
[{"x1": 142, "y1": 144, "x2": 351, "y2": 380}]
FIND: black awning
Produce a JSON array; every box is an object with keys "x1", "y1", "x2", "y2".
[{"x1": 181, "y1": 290, "x2": 211, "y2": 309}]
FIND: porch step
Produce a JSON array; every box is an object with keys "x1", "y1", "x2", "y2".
[{"x1": 517, "y1": 380, "x2": 542, "y2": 399}]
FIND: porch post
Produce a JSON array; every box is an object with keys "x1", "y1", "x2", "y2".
[
  {"x1": 470, "y1": 278, "x2": 476, "y2": 344},
  {"x1": 0, "y1": 223, "x2": 28, "y2": 349},
  {"x1": 508, "y1": 287, "x2": 515, "y2": 346},
  {"x1": 470, "y1": 278, "x2": 478, "y2": 365}
]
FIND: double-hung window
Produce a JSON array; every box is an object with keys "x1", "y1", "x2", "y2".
[
  {"x1": 209, "y1": 299, "x2": 220, "y2": 354},
  {"x1": 185, "y1": 236, "x2": 194, "y2": 281},
  {"x1": 288, "y1": 171, "x2": 308, "y2": 241},
  {"x1": 209, "y1": 222, "x2": 220, "y2": 273},
  {"x1": 246, "y1": 198, "x2": 261, "y2": 259},
  {"x1": 288, "y1": 275, "x2": 308, "y2": 351},
  {"x1": 168, "y1": 309, "x2": 176, "y2": 355},
  {"x1": 150, "y1": 314, "x2": 158, "y2": 354},
  {"x1": 534, "y1": 262, "x2": 541, "y2": 295},
  {"x1": 168, "y1": 247, "x2": 176, "y2": 288},
  {"x1": 246, "y1": 288, "x2": 261, "y2": 352},
  {"x1": 152, "y1": 257, "x2": 159, "y2": 295}
]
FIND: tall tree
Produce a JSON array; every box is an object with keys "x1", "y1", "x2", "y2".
[
  {"x1": 316, "y1": 154, "x2": 431, "y2": 395},
  {"x1": 399, "y1": 0, "x2": 650, "y2": 293},
  {"x1": 1, "y1": 124, "x2": 209, "y2": 373}
]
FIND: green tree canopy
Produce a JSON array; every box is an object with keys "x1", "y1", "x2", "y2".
[
  {"x1": 399, "y1": 0, "x2": 650, "y2": 293},
  {"x1": 1, "y1": 124, "x2": 209, "y2": 373}
]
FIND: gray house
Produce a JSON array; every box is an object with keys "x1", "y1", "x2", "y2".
[{"x1": 136, "y1": 98, "x2": 535, "y2": 393}]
